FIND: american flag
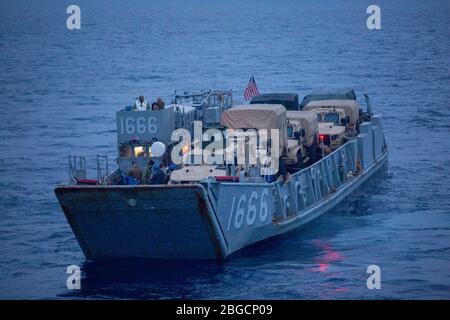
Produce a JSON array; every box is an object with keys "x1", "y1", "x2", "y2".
[{"x1": 244, "y1": 76, "x2": 260, "y2": 100}]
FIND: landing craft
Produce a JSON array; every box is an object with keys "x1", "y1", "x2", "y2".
[{"x1": 55, "y1": 88, "x2": 388, "y2": 260}]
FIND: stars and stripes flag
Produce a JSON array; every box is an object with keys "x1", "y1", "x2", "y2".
[{"x1": 244, "y1": 76, "x2": 260, "y2": 100}]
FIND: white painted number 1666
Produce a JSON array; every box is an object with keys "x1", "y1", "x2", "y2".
[
  {"x1": 227, "y1": 189, "x2": 269, "y2": 231},
  {"x1": 120, "y1": 117, "x2": 158, "y2": 135}
]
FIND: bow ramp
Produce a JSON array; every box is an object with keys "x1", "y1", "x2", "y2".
[{"x1": 54, "y1": 185, "x2": 228, "y2": 260}]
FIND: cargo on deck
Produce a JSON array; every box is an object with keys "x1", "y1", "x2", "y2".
[
  {"x1": 299, "y1": 88, "x2": 356, "y2": 108},
  {"x1": 303, "y1": 99, "x2": 360, "y2": 125},
  {"x1": 286, "y1": 111, "x2": 318, "y2": 146},
  {"x1": 250, "y1": 93, "x2": 299, "y2": 110},
  {"x1": 220, "y1": 104, "x2": 288, "y2": 154}
]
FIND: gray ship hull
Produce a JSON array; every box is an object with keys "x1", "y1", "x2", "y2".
[
  {"x1": 55, "y1": 116, "x2": 388, "y2": 260},
  {"x1": 55, "y1": 184, "x2": 228, "y2": 259}
]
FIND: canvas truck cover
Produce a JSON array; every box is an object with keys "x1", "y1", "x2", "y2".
[
  {"x1": 250, "y1": 93, "x2": 299, "y2": 111},
  {"x1": 303, "y1": 99, "x2": 359, "y2": 125},
  {"x1": 220, "y1": 104, "x2": 287, "y2": 154},
  {"x1": 286, "y1": 111, "x2": 318, "y2": 146},
  {"x1": 300, "y1": 89, "x2": 356, "y2": 108}
]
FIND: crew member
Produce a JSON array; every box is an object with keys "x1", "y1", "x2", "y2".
[
  {"x1": 151, "y1": 162, "x2": 167, "y2": 184},
  {"x1": 134, "y1": 95, "x2": 149, "y2": 111},
  {"x1": 307, "y1": 135, "x2": 323, "y2": 165},
  {"x1": 156, "y1": 97, "x2": 165, "y2": 110},
  {"x1": 142, "y1": 159, "x2": 154, "y2": 184},
  {"x1": 319, "y1": 140, "x2": 332, "y2": 155},
  {"x1": 343, "y1": 123, "x2": 358, "y2": 142},
  {"x1": 128, "y1": 161, "x2": 142, "y2": 184}
]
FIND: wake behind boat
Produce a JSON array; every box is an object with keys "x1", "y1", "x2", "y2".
[{"x1": 55, "y1": 88, "x2": 388, "y2": 260}]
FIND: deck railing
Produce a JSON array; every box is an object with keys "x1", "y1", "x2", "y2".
[
  {"x1": 96, "y1": 155, "x2": 110, "y2": 185},
  {"x1": 68, "y1": 155, "x2": 86, "y2": 182}
]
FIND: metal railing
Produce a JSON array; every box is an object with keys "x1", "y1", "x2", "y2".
[
  {"x1": 96, "y1": 155, "x2": 110, "y2": 185},
  {"x1": 67, "y1": 154, "x2": 113, "y2": 185},
  {"x1": 173, "y1": 89, "x2": 233, "y2": 126},
  {"x1": 68, "y1": 155, "x2": 87, "y2": 182}
]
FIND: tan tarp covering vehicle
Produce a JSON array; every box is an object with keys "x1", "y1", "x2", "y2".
[
  {"x1": 286, "y1": 111, "x2": 318, "y2": 146},
  {"x1": 303, "y1": 99, "x2": 359, "y2": 125},
  {"x1": 220, "y1": 104, "x2": 287, "y2": 154}
]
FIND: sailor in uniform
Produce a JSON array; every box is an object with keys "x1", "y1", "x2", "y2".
[
  {"x1": 134, "y1": 95, "x2": 149, "y2": 111},
  {"x1": 343, "y1": 123, "x2": 358, "y2": 142}
]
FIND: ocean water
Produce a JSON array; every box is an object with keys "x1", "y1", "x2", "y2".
[{"x1": 0, "y1": 0, "x2": 449, "y2": 299}]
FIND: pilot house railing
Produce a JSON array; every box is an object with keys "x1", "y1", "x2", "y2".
[{"x1": 174, "y1": 89, "x2": 233, "y2": 126}]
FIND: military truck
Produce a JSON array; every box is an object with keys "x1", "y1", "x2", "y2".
[
  {"x1": 299, "y1": 88, "x2": 357, "y2": 109},
  {"x1": 220, "y1": 103, "x2": 288, "y2": 180},
  {"x1": 285, "y1": 111, "x2": 318, "y2": 167},
  {"x1": 303, "y1": 99, "x2": 360, "y2": 150},
  {"x1": 303, "y1": 99, "x2": 359, "y2": 126},
  {"x1": 250, "y1": 93, "x2": 300, "y2": 111}
]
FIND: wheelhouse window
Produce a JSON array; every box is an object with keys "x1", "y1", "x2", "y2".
[{"x1": 134, "y1": 146, "x2": 147, "y2": 157}]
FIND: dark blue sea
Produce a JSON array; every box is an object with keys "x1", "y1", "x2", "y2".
[{"x1": 0, "y1": 0, "x2": 449, "y2": 299}]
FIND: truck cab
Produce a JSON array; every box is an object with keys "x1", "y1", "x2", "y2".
[
  {"x1": 310, "y1": 107, "x2": 349, "y2": 126},
  {"x1": 303, "y1": 99, "x2": 360, "y2": 126}
]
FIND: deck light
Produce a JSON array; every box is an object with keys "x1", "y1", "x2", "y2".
[{"x1": 150, "y1": 141, "x2": 166, "y2": 157}]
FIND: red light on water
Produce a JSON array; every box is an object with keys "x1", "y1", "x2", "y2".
[
  {"x1": 319, "y1": 264, "x2": 328, "y2": 272},
  {"x1": 310, "y1": 239, "x2": 345, "y2": 273}
]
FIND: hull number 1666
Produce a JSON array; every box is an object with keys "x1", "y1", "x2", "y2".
[
  {"x1": 227, "y1": 189, "x2": 270, "y2": 231},
  {"x1": 119, "y1": 117, "x2": 158, "y2": 135}
]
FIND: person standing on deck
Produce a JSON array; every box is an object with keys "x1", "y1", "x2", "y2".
[
  {"x1": 134, "y1": 95, "x2": 150, "y2": 111},
  {"x1": 343, "y1": 123, "x2": 358, "y2": 142},
  {"x1": 150, "y1": 162, "x2": 167, "y2": 184},
  {"x1": 142, "y1": 159, "x2": 154, "y2": 184},
  {"x1": 307, "y1": 135, "x2": 324, "y2": 166},
  {"x1": 128, "y1": 161, "x2": 142, "y2": 184},
  {"x1": 156, "y1": 97, "x2": 165, "y2": 110},
  {"x1": 319, "y1": 141, "x2": 332, "y2": 155}
]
